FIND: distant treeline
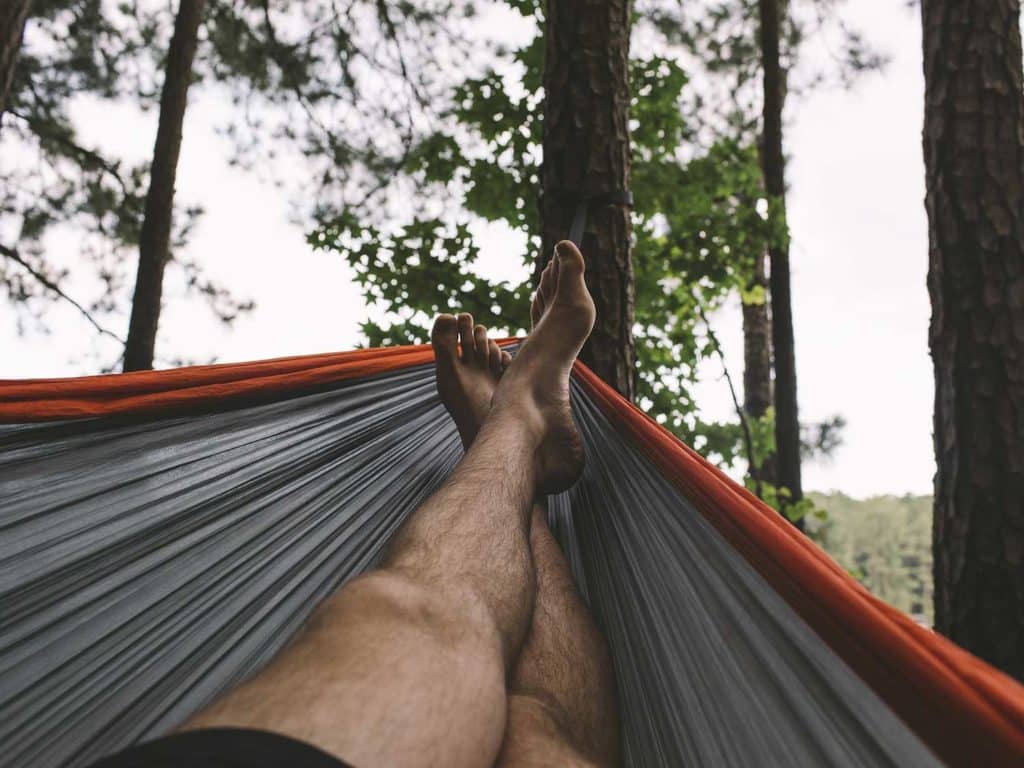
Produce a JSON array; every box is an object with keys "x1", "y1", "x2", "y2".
[{"x1": 807, "y1": 493, "x2": 932, "y2": 626}]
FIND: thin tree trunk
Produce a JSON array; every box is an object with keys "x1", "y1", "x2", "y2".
[
  {"x1": 0, "y1": 0, "x2": 33, "y2": 120},
  {"x1": 742, "y1": 250, "x2": 775, "y2": 491},
  {"x1": 540, "y1": 0, "x2": 636, "y2": 400},
  {"x1": 758, "y1": 0, "x2": 802, "y2": 522},
  {"x1": 123, "y1": 0, "x2": 206, "y2": 371},
  {"x1": 923, "y1": 0, "x2": 1024, "y2": 677}
]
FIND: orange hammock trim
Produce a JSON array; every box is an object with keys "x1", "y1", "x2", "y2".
[
  {"x1": 0, "y1": 345, "x2": 440, "y2": 422},
  {"x1": 572, "y1": 362, "x2": 1024, "y2": 766}
]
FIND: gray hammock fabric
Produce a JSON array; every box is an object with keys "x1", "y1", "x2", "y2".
[{"x1": 0, "y1": 363, "x2": 940, "y2": 767}]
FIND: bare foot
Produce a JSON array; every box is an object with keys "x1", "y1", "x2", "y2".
[
  {"x1": 432, "y1": 241, "x2": 595, "y2": 493},
  {"x1": 492, "y1": 240, "x2": 596, "y2": 494},
  {"x1": 432, "y1": 313, "x2": 512, "y2": 450}
]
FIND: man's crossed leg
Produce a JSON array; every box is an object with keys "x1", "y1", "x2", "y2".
[{"x1": 179, "y1": 241, "x2": 619, "y2": 766}]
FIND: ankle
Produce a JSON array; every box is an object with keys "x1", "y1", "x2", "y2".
[{"x1": 485, "y1": 398, "x2": 546, "y2": 447}]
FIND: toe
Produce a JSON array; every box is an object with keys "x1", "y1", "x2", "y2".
[
  {"x1": 431, "y1": 314, "x2": 458, "y2": 361},
  {"x1": 500, "y1": 350, "x2": 512, "y2": 369},
  {"x1": 552, "y1": 240, "x2": 591, "y2": 313},
  {"x1": 488, "y1": 340, "x2": 503, "y2": 375},
  {"x1": 539, "y1": 256, "x2": 557, "y2": 303},
  {"x1": 473, "y1": 325, "x2": 489, "y2": 364},
  {"x1": 554, "y1": 240, "x2": 585, "y2": 278},
  {"x1": 532, "y1": 262, "x2": 554, "y2": 327},
  {"x1": 457, "y1": 313, "x2": 475, "y2": 361}
]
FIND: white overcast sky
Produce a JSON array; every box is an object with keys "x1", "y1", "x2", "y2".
[{"x1": 1, "y1": 1, "x2": 934, "y2": 499}]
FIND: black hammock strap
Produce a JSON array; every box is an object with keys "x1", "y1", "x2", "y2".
[{"x1": 568, "y1": 188, "x2": 635, "y2": 245}]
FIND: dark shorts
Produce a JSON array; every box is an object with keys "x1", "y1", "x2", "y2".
[{"x1": 88, "y1": 728, "x2": 352, "y2": 768}]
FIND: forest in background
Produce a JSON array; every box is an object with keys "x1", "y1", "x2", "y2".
[{"x1": 809, "y1": 492, "x2": 933, "y2": 626}]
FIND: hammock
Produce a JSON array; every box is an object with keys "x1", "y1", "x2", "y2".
[{"x1": 1, "y1": 343, "x2": 1022, "y2": 767}]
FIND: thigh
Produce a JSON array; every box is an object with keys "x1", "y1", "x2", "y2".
[{"x1": 181, "y1": 571, "x2": 508, "y2": 768}]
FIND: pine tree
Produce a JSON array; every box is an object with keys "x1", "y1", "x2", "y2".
[
  {"x1": 124, "y1": 0, "x2": 207, "y2": 371},
  {"x1": 2, "y1": 1, "x2": 460, "y2": 367},
  {"x1": 758, "y1": 0, "x2": 803, "y2": 522},
  {"x1": 923, "y1": 0, "x2": 1024, "y2": 677},
  {"x1": 540, "y1": 0, "x2": 636, "y2": 399},
  {"x1": 649, "y1": 0, "x2": 880, "y2": 511},
  {"x1": 1, "y1": 1, "x2": 244, "y2": 364},
  {"x1": 742, "y1": 251, "x2": 774, "y2": 489},
  {"x1": 0, "y1": 0, "x2": 33, "y2": 118}
]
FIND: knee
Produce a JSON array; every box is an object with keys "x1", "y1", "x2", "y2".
[{"x1": 501, "y1": 694, "x2": 599, "y2": 768}]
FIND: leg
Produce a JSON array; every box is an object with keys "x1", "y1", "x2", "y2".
[
  {"x1": 180, "y1": 242, "x2": 596, "y2": 768},
  {"x1": 497, "y1": 502, "x2": 620, "y2": 767},
  {"x1": 432, "y1": 263, "x2": 620, "y2": 766}
]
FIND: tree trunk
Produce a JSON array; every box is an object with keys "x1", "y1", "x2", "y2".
[
  {"x1": 742, "y1": 250, "x2": 775, "y2": 490},
  {"x1": 123, "y1": 0, "x2": 206, "y2": 371},
  {"x1": 0, "y1": 0, "x2": 33, "y2": 119},
  {"x1": 923, "y1": 0, "x2": 1024, "y2": 677},
  {"x1": 758, "y1": 0, "x2": 802, "y2": 522},
  {"x1": 540, "y1": 0, "x2": 636, "y2": 400}
]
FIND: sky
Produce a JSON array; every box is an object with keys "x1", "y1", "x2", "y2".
[{"x1": 1, "y1": 1, "x2": 934, "y2": 499}]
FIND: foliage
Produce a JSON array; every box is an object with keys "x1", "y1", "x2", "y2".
[
  {"x1": 2, "y1": 0, "x2": 469, "y2": 364},
  {"x1": 203, "y1": 0, "x2": 472, "y2": 217},
  {"x1": 313, "y1": 20, "x2": 773, "y2": 467},
  {"x1": 313, "y1": 0, "x2": 879, "y2": 483},
  {"x1": 634, "y1": 138, "x2": 772, "y2": 442},
  {"x1": 3, "y1": 0, "x2": 875, "y2": 483},
  {"x1": 640, "y1": 0, "x2": 888, "y2": 145},
  {"x1": 1, "y1": 0, "x2": 252, "y2": 363},
  {"x1": 808, "y1": 492, "x2": 933, "y2": 624},
  {"x1": 310, "y1": 213, "x2": 531, "y2": 346}
]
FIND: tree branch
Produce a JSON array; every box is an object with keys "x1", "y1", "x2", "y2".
[
  {"x1": 8, "y1": 109, "x2": 134, "y2": 197},
  {"x1": 256, "y1": 0, "x2": 422, "y2": 210},
  {"x1": 697, "y1": 304, "x2": 761, "y2": 498},
  {"x1": 0, "y1": 243, "x2": 126, "y2": 344}
]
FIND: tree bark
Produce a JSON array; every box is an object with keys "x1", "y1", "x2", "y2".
[
  {"x1": 742, "y1": 250, "x2": 775, "y2": 490},
  {"x1": 123, "y1": 0, "x2": 206, "y2": 371},
  {"x1": 758, "y1": 0, "x2": 802, "y2": 522},
  {"x1": 540, "y1": 0, "x2": 636, "y2": 400},
  {"x1": 0, "y1": 0, "x2": 33, "y2": 120},
  {"x1": 922, "y1": 0, "x2": 1024, "y2": 677}
]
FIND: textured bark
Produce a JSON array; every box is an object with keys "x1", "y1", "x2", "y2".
[
  {"x1": 759, "y1": 0, "x2": 802, "y2": 519},
  {"x1": 123, "y1": 0, "x2": 206, "y2": 371},
  {"x1": 540, "y1": 0, "x2": 636, "y2": 400},
  {"x1": 922, "y1": 0, "x2": 1024, "y2": 677},
  {"x1": 0, "y1": 0, "x2": 33, "y2": 119},
  {"x1": 742, "y1": 250, "x2": 775, "y2": 489}
]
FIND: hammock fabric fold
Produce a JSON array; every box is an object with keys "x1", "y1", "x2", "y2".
[{"x1": 1, "y1": 343, "x2": 1022, "y2": 767}]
